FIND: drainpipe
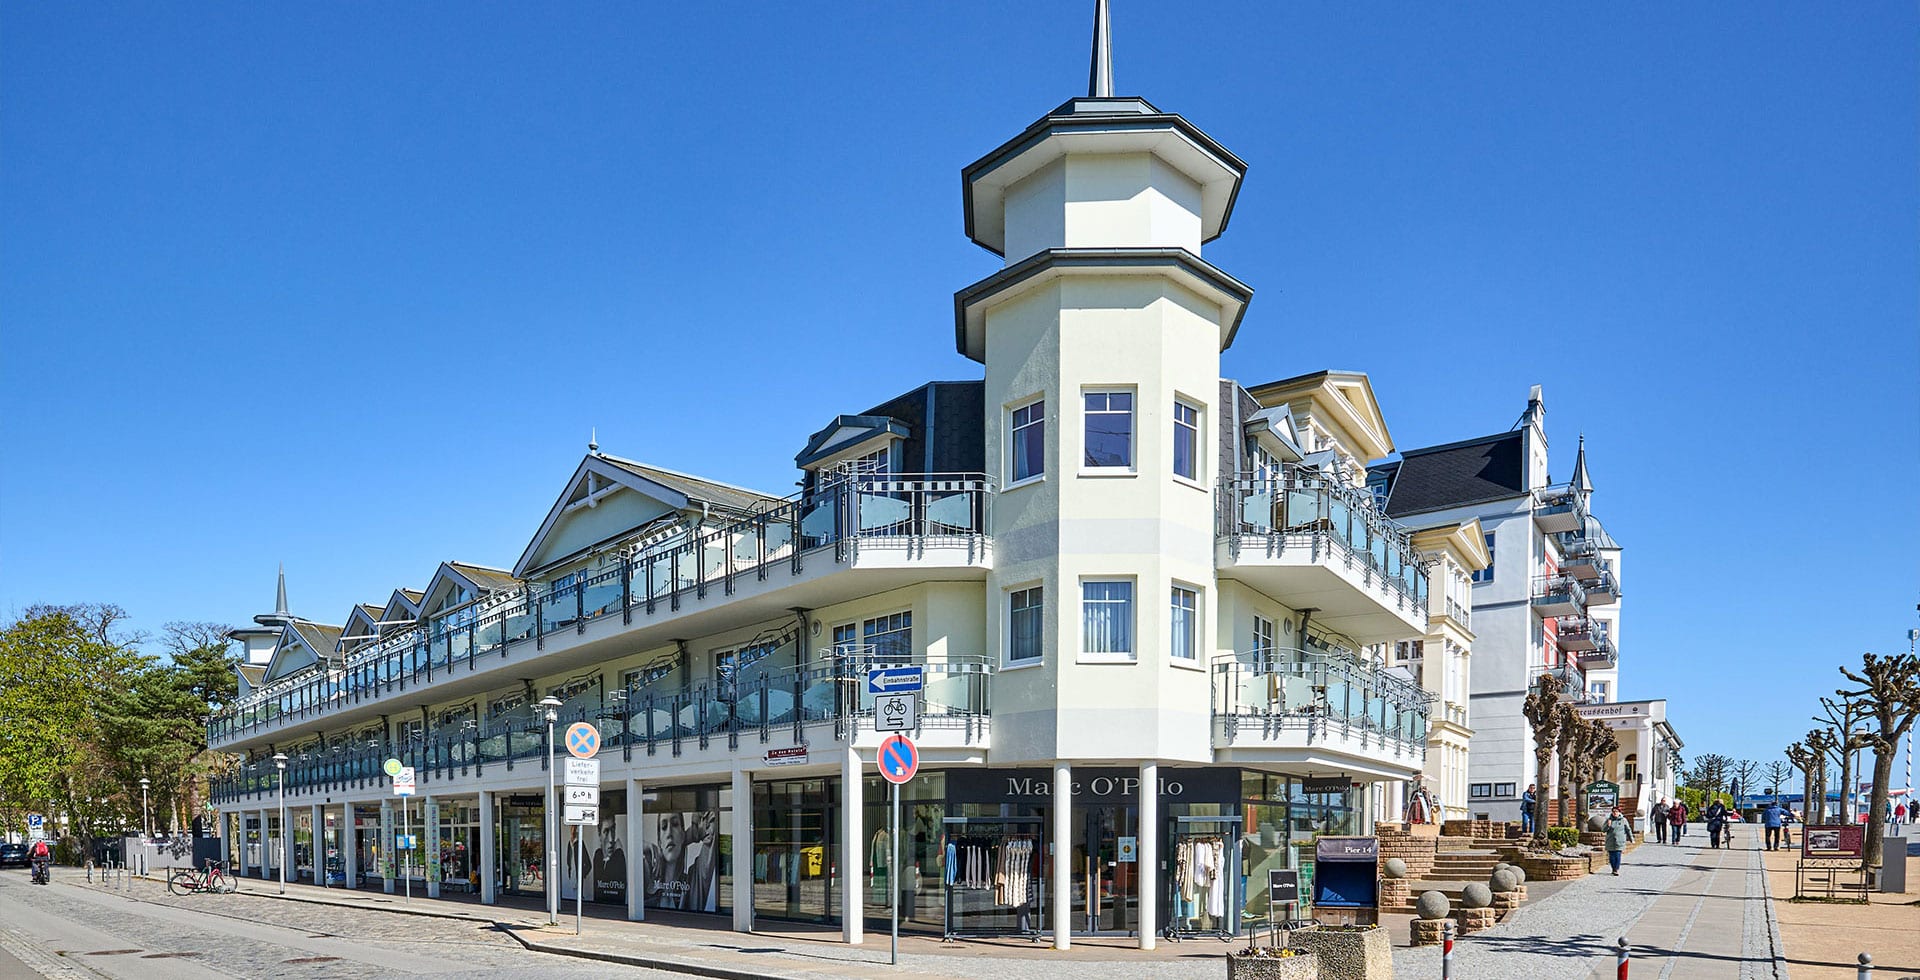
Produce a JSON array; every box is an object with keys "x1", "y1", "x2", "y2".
[{"x1": 790, "y1": 608, "x2": 812, "y2": 669}]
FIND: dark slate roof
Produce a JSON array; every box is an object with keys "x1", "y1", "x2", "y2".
[
  {"x1": 597, "y1": 455, "x2": 781, "y2": 514},
  {"x1": 287, "y1": 621, "x2": 344, "y2": 661},
  {"x1": 1370, "y1": 430, "x2": 1527, "y2": 518}
]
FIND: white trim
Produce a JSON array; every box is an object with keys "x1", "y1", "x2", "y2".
[{"x1": 1077, "y1": 576, "x2": 1137, "y2": 662}]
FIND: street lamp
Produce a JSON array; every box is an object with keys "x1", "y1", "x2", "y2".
[
  {"x1": 540, "y1": 694, "x2": 563, "y2": 926},
  {"x1": 272, "y1": 753, "x2": 289, "y2": 895},
  {"x1": 139, "y1": 777, "x2": 151, "y2": 837}
]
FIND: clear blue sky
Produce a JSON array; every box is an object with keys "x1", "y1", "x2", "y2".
[{"x1": 4, "y1": 3, "x2": 1915, "y2": 768}]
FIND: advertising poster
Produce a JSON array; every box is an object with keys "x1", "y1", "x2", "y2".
[
  {"x1": 643, "y1": 809, "x2": 721, "y2": 911},
  {"x1": 560, "y1": 793, "x2": 628, "y2": 904}
]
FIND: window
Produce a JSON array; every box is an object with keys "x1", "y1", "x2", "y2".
[
  {"x1": 1253, "y1": 615, "x2": 1276, "y2": 658},
  {"x1": 1083, "y1": 391, "x2": 1134, "y2": 468},
  {"x1": 1081, "y1": 580, "x2": 1135, "y2": 656},
  {"x1": 1009, "y1": 587, "x2": 1043, "y2": 663},
  {"x1": 1393, "y1": 640, "x2": 1423, "y2": 663},
  {"x1": 1472, "y1": 532, "x2": 1496, "y2": 583},
  {"x1": 831, "y1": 623, "x2": 858, "y2": 654},
  {"x1": 1010, "y1": 400, "x2": 1045, "y2": 483},
  {"x1": 1469, "y1": 783, "x2": 1492, "y2": 799},
  {"x1": 1172, "y1": 400, "x2": 1200, "y2": 480},
  {"x1": 1495, "y1": 782, "x2": 1517, "y2": 798},
  {"x1": 863, "y1": 611, "x2": 912, "y2": 663},
  {"x1": 1170, "y1": 586, "x2": 1198, "y2": 660}
]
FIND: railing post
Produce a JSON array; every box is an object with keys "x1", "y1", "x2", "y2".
[
  {"x1": 575, "y1": 579, "x2": 586, "y2": 635},
  {"x1": 621, "y1": 556, "x2": 633, "y2": 625}
]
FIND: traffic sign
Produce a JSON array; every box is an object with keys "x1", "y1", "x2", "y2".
[
  {"x1": 564, "y1": 803, "x2": 597, "y2": 826},
  {"x1": 392, "y1": 766, "x2": 416, "y2": 796},
  {"x1": 563, "y1": 757, "x2": 601, "y2": 788},
  {"x1": 565, "y1": 721, "x2": 600, "y2": 759},
  {"x1": 27, "y1": 814, "x2": 42, "y2": 829},
  {"x1": 867, "y1": 666, "x2": 924, "y2": 694},
  {"x1": 564, "y1": 784, "x2": 600, "y2": 806},
  {"x1": 383, "y1": 758, "x2": 403, "y2": 777},
  {"x1": 874, "y1": 692, "x2": 918, "y2": 732},
  {"x1": 878, "y1": 734, "x2": 919, "y2": 784},
  {"x1": 396, "y1": 834, "x2": 417, "y2": 850}
]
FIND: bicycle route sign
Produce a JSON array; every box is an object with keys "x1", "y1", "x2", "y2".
[
  {"x1": 565, "y1": 721, "x2": 600, "y2": 759},
  {"x1": 878, "y1": 734, "x2": 919, "y2": 785},
  {"x1": 874, "y1": 692, "x2": 918, "y2": 732}
]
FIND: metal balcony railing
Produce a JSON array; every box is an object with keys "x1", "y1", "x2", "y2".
[
  {"x1": 207, "y1": 475, "x2": 994, "y2": 745},
  {"x1": 1211, "y1": 648, "x2": 1431, "y2": 753},
  {"x1": 210, "y1": 653, "x2": 994, "y2": 802},
  {"x1": 1217, "y1": 473, "x2": 1429, "y2": 611},
  {"x1": 1530, "y1": 662, "x2": 1592, "y2": 702},
  {"x1": 1533, "y1": 484, "x2": 1588, "y2": 534},
  {"x1": 1531, "y1": 574, "x2": 1588, "y2": 610}
]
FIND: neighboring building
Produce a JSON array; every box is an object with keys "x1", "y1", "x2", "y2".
[
  {"x1": 1389, "y1": 519, "x2": 1492, "y2": 825},
  {"x1": 1575, "y1": 698, "x2": 1683, "y2": 819},
  {"x1": 1368, "y1": 388, "x2": 1627, "y2": 824},
  {"x1": 206, "y1": 8, "x2": 1440, "y2": 950}
]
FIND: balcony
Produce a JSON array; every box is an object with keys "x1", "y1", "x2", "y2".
[
  {"x1": 212, "y1": 654, "x2": 994, "y2": 804},
  {"x1": 1530, "y1": 574, "x2": 1586, "y2": 618},
  {"x1": 208, "y1": 475, "x2": 995, "y2": 750},
  {"x1": 1555, "y1": 616, "x2": 1599, "y2": 652},
  {"x1": 1216, "y1": 476, "x2": 1429, "y2": 644},
  {"x1": 1533, "y1": 485, "x2": 1587, "y2": 534},
  {"x1": 1576, "y1": 636, "x2": 1618, "y2": 671},
  {"x1": 1581, "y1": 566, "x2": 1621, "y2": 606},
  {"x1": 1559, "y1": 536, "x2": 1602, "y2": 580},
  {"x1": 1210, "y1": 649, "x2": 1430, "y2": 779},
  {"x1": 1530, "y1": 663, "x2": 1593, "y2": 703}
]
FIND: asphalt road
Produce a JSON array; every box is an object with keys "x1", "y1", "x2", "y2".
[{"x1": 0, "y1": 868, "x2": 681, "y2": 979}]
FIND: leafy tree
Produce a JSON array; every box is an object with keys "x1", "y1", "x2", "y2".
[{"x1": 1838, "y1": 652, "x2": 1920, "y2": 875}]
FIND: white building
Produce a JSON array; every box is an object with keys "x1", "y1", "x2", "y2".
[{"x1": 210, "y1": 6, "x2": 1445, "y2": 949}]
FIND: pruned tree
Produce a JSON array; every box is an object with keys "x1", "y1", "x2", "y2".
[
  {"x1": 1814, "y1": 695, "x2": 1873, "y2": 821},
  {"x1": 1760, "y1": 760, "x2": 1794, "y2": 804},
  {"x1": 1554, "y1": 703, "x2": 1582, "y2": 825},
  {"x1": 1575, "y1": 720, "x2": 1619, "y2": 826},
  {"x1": 1837, "y1": 652, "x2": 1920, "y2": 874},
  {"x1": 1522, "y1": 673, "x2": 1564, "y2": 848},
  {"x1": 1800, "y1": 729, "x2": 1835, "y2": 820},
  {"x1": 1784, "y1": 739, "x2": 1821, "y2": 816}
]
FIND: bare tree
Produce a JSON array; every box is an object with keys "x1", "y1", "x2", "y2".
[
  {"x1": 1838, "y1": 652, "x2": 1920, "y2": 874},
  {"x1": 1760, "y1": 759, "x2": 1794, "y2": 804},
  {"x1": 1576, "y1": 721, "x2": 1619, "y2": 827},
  {"x1": 1814, "y1": 695, "x2": 1873, "y2": 821},
  {"x1": 1522, "y1": 673, "x2": 1564, "y2": 848},
  {"x1": 1731, "y1": 758, "x2": 1760, "y2": 805}
]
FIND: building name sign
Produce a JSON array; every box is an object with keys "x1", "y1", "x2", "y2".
[
  {"x1": 1315, "y1": 836, "x2": 1379, "y2": 862},
  {"x1": 948, "y1": 767, "x2": 1239, "y2": 806},
  {"x1": 1575, "y1": 703, "x2": 1651, "y2": 720}
]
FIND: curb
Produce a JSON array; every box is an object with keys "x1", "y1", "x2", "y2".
[
  {"x1": 135, "y1": 872, "x2": 532, "y2": 926},
  {"x1": 498, "y1": 926, "x2": 811, "y2": 980}
]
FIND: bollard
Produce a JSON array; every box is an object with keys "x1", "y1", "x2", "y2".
[
  {"x1": 1857, "y1": 952, "x2": 1872, "y2": 980},
  {"x1": 1441, "y1": 920, "x2": 1454, "y2": 979},
  {"x1": 1617, "y1": 937, "x2": 1629, "y2": 979}
]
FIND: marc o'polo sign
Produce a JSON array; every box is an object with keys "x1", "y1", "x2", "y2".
[
  {"x1": 1301, "y1": 775, "x2": 1353, "y2": 795},
  {"x1": 947, "y1": 767, "x2": 1239, "y2": 805}
]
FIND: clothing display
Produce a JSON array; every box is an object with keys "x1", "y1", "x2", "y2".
[
  {"x1": 1170, "y1": 835, "x2": 1229, "y2": 935},
  {"x1": 942, "y1": 831, "x2": 1042, "y2": 940}
]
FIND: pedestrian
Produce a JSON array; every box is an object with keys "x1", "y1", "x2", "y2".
[
  {"x1": 1650, "y1": 797, "x2": 1671, "y2": 844},
  {"x1": 1897, "y1": 801, "x2": 1909, "y2": 830},
  {"x1": 1605, "y1": 805, "x2": 1633, "y2": 875},
  {"x1": 1762, "y1": 800, "x2": 1786, "y2": 850},
  {"x1": 1520, "y1": 784, "x2": 1537, "y2": 834},
  {"x1": 1668, "y1": 799, "x2": 1688, "y2": 842},
  {"x1": 1705, "y1": 797, "x2": 1729, "y2": 849}
]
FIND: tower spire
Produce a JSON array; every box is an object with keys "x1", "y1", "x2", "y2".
[
  {"x1": 1088, "y1": 0, "x2": 1113, "y2": 98},
  {"x1": 275, "y1": 563, "x2": 288, "y2": 617},
  {"x1": 1572, "y1": 434, "x2": 1593, "y2": 495}
]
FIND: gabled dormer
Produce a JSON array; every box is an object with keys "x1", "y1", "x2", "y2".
[
  {"x1": 377, "y1": 589, "x2": 424, "y2": 637},
  {"x1": 1245, "y1": 370, "x2": 1394, "y2": 485},
  {"x1": 417, "y1": 561, "x2": 519, "y2": 626},
  {"x1": 339, "y1": 603, "x2": 383, "y2": 656},
  {"x1": 262, "y1": 621, "x2": 343, "y2": 684},
  {"x1": 795, "y1": 415, "x2": 910, "y2": 472}
]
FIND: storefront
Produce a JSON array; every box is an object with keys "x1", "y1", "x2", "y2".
[
  {"x1": 494, "y1": 793, "x2": 547, "y2": 898},
  {"x1": 352, "y1": 804, "x2": 381, "y2": 888},
  {"x1": 433, "y1": 799, "x2": 481, "y2": 893},
  {"x1": 641, "y1": 785, "x2": 732, "y2": 913},
  {"x1": 560, "y1": 789, "x2": 635, "y2": 906}
]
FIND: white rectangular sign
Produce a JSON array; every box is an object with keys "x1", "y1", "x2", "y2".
[
  {"x1": 563, "y1": 784, "x2": 600, "y2": 806},
  {"x1": 563, "y1": 757, "x2": 601, "y2": 787},
  {"x1": 563, "y1": 803, "x2": 597, "y2": 826},
  {"x1": 874, "y1": 692, "x2": 918, "y2": 732},
  {"x1": 392, "y1": 767, "x2": 416, "y2": 796}
]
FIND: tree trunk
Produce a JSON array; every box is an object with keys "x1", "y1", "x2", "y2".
[
  {"x1": 1836, "y1": 753, "x2": 1853, "y2": 822},
  {"x1": 1863, "y1": 748, "x2": 1895, "y2": 874}
]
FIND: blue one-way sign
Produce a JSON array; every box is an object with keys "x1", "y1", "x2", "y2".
[{"x1": 866, "y1": 665, "x2": 924, "y2": 694}]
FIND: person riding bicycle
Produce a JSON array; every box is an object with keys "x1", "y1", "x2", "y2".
[{"x1": 28, "y1": 838, "x2": 51, "y2": 884}]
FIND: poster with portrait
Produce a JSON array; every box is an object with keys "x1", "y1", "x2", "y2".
[
  {"x1": 560, "y1": 792, "x2": 627, "y2": 904},
  {"x1": 643, "y1": 809, "x2": 721, "y2": 911}
]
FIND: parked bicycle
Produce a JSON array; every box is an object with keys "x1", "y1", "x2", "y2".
[{"x1": 167, "y1": 859, "x2": 237, "y2": 896}]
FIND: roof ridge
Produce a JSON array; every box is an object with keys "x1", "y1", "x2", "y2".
[
  {"x1": 1396, "y1": 429, "x2": 1522, "y2": 458},
  {"x1": 596, "y1": 453, "x2": 778, "y2": 500}
]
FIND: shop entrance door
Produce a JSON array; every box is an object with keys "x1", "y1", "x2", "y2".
[
  {"x1": 498, "y1": 806, "x2": 547, "y2": 898},
  {"x1": 1072, "y1": 805, "x2": 1139, "y2": 935}
]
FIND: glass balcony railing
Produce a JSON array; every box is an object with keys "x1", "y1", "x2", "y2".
[
  {"x1": 1216, "y1": 474, "x2": 1429, "y2": 611},
  {"x1": 208, "y1": 474, "x2": 994, "y2": 745},
  {"x1": 211, "y1": 654, "x2": 995, "y2": 802},
  {"x1": 1210, "y1": 649, "x2": 1431, "y2": 753}
]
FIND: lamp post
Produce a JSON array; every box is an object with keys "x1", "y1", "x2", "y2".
[
  {"x1": 540, "y1": 695, "x2": 563, "y2": 926},
  {"x1": 139, "y1": 777, "x2": 151, "y2": 837},
  {"x1": 272, "y1": 753, "x2": 288, "y2": 895}
]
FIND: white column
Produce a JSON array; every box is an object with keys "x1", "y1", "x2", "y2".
[
  {"x1": 1138, "y1": 761, "x2": 1157, "y2": 950},
  {"x1": 310, "y1": 804, "x2": 324, "y2": 886},
  {"x1": 258, "y1": 809, "x2": 270, "y2": 879},
  {"x1": 841, "y1": 747, "x2": 863, "y2": 944},
  {"x1": 342, "y1": 804, "x2": 359, "y2": 889},
  {"x1": 380, "y1": 802, "x2": 395, "y2": 893},
  {"x1": 479, "y1": 792, "x2": 497, "y2": 904},
  {"x1": 731, "y1": 769, "x2": 753, "y2": 933},
  {"x1": 627, "y1": 778, "x2": 645, "y2": 922},
  {"x1": 1053, "y1": 762, "x2": 1071, "y2": 950},
  {"x1": 238, "y1": 812, "x2": 252, "y2": 878},
  {"x1": 424, "y1": 797, "x2": 441, "y2": 898}
]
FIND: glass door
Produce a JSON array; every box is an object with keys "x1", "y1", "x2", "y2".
[
  {"x1": 499, "y1": 806, "x2": 548, "y2": 897},
  {"x1": 1072, "y1": 805, "x2": 1138, "y2": 935}
]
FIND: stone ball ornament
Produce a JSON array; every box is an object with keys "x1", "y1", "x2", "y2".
[
  {"x1": 1490, "y1": 868, "x2": 1520, "y2": 893},
  {"x1": 1508, "y1": 863, "x2": 1527, "y2": 883},
  {"x1": 1461, "y1": 882, "x2": 1493, "y2": 909},
  {"x1": 1416, "y1": 890, "x2": 1451, "y2": 920},
  {"x1": 1383, "y1": 857, "x2": 1408, "y2": 879},
  {"x1": 1589, "y1": 813, "x2": 1610, "y2": 832}
]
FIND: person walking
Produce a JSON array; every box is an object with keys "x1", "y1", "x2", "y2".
[
  {"x1": 1650, "y1": 797, "x2": 1671, "y2": 844},
  {"x1": 1520, "y1": 784, "x2": 1537, "y2": 834},
  {"x1": 1605, "y1": 806, "x2": 1633, "y2": 875},
  {"x1": 1668, "y1": 799, "x2": 1688, "y2": 842},
  {"x1": 1896, "y1": 801, "x2": 1908, "y2": 830},
  {"x1": 1762, "y1": 800, "x2": 1786, "y2": 850},
  {"x1": 1705, "y1": 798, "x2": 1729, "y2": 849}
]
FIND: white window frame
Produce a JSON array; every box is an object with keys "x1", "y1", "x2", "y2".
[
  {"x1": 1169, "y1": 584, "x2": 1200, "y2": 666},
  {"x1": 1172, "y1": 397, "x2": 1203, "y2": 484},
  {"x1": 1005, "y1": 584, "x2": 1044, "y2": 667},
  {"x1": 1008, "y1": 397, "x2": 1046, "y2": 487},
  {"x1": 1253, "y1": 615, "x2": 1276, "y2": 660},
  {"x1": 1078, "y1": 577, "x2": 1137, "y2": 661},
  {"x1": 1081, "y1": 388, "x2": 1137, "y2": 473}
]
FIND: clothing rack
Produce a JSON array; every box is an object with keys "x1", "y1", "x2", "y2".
[
  {"x1": 941, "y1": 816, "x2": 1045, "y2": 943},
  {"x1": 1165, "y1": 815, "x2": 1242, "y2": 942}
]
